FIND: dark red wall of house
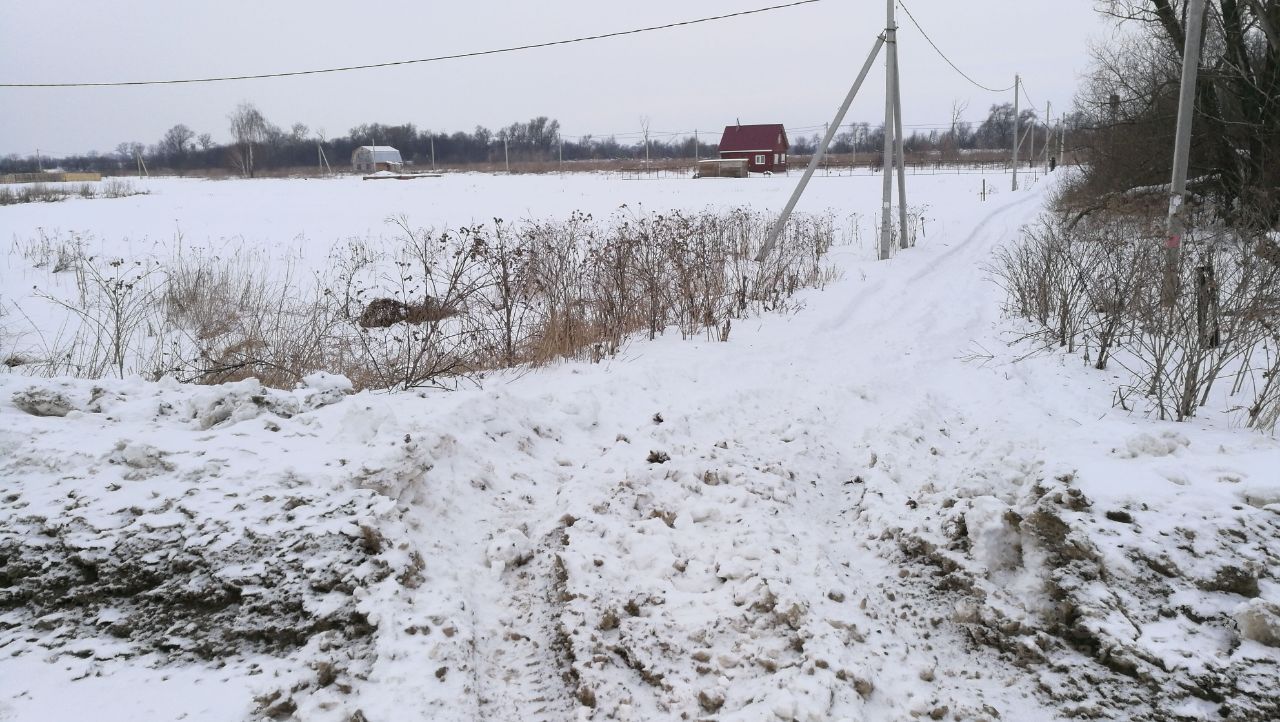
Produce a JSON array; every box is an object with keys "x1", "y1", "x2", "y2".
[{"x1": 720, "y1": 150, "x2": 787, "y2": 174}]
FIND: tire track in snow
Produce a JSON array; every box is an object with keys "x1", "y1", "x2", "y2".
[{"x1": 471, "y1": 525, "x2": 577, "y2": 722}]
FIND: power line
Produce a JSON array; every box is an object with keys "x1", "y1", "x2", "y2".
[
  {"x1": 1019, "y1": 81, "x2": 1039, "y2": 112},
  {"x1": 897, "y1": 0, "x2": 1015, "y2": 94},
  {"x1": 0, "y1": 1, "x2": 823, "y2": 88}
]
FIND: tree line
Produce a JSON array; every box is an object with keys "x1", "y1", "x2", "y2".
[{"x1": 1, "y1": 101, "x2": 1079, "y2": 176}]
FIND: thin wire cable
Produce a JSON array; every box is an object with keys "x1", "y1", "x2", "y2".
[
  {"x1": 1, "y1": 1, "x2": 822, "y2": 88},
  {"x1": 897, "y1": 0, "x2": 1015, "y2": 94},
  {"x1": 1020, "y1": 81, "x2": 1038, "y2": 111}
]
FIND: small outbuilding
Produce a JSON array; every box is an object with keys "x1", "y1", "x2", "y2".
[
  {"x1": 695, "y1": 159, "x2": 749, "y2": 179},
  {"x1": 718, "y1": 124, "x2": 789, "y2": 174},
  {"x1": 352, "y1": 146, "x2": 404, "y2": 173}
]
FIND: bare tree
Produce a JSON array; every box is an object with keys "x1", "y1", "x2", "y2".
[
  {"x1": 1091, "y1": 0, "x2": 1280, "y2": 226},
  {"x1": 640, "y1": 116, "x2": 651, "y2": 163},
  {"x1": 160, "y1": 124, "x2": 196, "y2": 169},
  {"x1": 228, "y1": 102, "x2": 268, "y2": 178}
]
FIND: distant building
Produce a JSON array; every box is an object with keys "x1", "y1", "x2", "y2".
[
  {"x1": 718, "y1": 124, "x2": 789, "y2": 174},
  {"x1": 352, "y1": 146, "x2": 404, "y2": 173}
]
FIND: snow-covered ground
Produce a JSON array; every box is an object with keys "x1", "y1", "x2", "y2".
[{"x1": 1, "y1": 172, "x2": 1277, "y2": 721}]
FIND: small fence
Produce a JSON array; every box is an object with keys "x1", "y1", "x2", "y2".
[{"x1": 1, "y1": 172, "x2": 102, "y2": 184}]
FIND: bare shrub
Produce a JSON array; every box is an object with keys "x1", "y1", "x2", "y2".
[
  {"x1": 994, "y1": 202, "x2": 1280, "y2": 429},
  {"x1": 12, "y1": 207, "x2": 838, "y2": 392},
  {"x1": 101, "y1": 178, "x2": 145, "y2": 199},
  {"x1": 31, "y1": 256, "x2": 166, "y2": 378},
  {"x1": 340, "y1": 218, "x2": 493, "y2": 389}
]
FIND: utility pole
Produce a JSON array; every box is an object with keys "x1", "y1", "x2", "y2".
[
  {"x1": 1011, "y1": 74, "x2": 1021, "y2": 191},
  {"x1": 1059, "y1": 121, "x2": 1066, "y2": 166},
  {"x1": 1163, "y1": 0, "x2": 1207, "y2": 305},
  {"x1": 36, "y1": 148, "x2": 43, "y2": 172},
  {"x1": 558, "y1": 136, "x2": 563, "y2": 174},
  {"x1": 1045, "y1": 101, "x2": 1052, "y2": 171},
  {"x1": 694, "y1": 130, "x2": 699, "y2": 162},
  {"x1": 879, "y1": 0, "x2": 898, "y2": 260},
  {"x1": 431, "y1": 135, "x2": 436, "y2": 172},
  {"x1": 891, "y1": 22, "x2": 909, "y2": 250},
  {"x1": 1028, "y1": 103, "x2": 1036, "y2": 171},
  {"x1": 504, "y1": 136, "x2": 510, "y2": 173}
]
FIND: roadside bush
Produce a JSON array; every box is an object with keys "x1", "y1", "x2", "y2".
[
  {"x1": 994, "y1": 198, "x2": 1280, "y2": 430},
  {"x1": 15, "y1": 207, "x2": 838, "y2": 391}
]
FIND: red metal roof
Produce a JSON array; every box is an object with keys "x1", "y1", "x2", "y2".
[{"x1": 718, "y1": 124, "x2": 788, "y2": 152}]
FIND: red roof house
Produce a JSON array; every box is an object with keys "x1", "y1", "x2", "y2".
[{"x1": 718, "y1": 124, "x2": 789, "y2": 174}]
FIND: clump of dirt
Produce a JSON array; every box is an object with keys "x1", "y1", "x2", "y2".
[{"x1": 357, "y1": 297, "x2": 457, "y2": 329}]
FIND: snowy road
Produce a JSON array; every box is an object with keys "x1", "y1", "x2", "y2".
[{"x1": 2, "y1": 174, "x2": 1277, "y2": 721}]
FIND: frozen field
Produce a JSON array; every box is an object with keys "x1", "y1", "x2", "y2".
[
  {"x1": 1, "y1": 171, "x2": 1277, "y2": 721},
  {"x1": 1, "y1": 170, "x2": 1007, "y2": 249}
]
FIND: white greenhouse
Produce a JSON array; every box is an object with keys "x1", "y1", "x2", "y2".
[{"x1": 351, "y1": 146, "x2": 404, "y2": 172}]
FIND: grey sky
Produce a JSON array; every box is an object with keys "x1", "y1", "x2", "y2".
[{"x1": 0, "y1": 1, "x2": 1108, "y2": 156}]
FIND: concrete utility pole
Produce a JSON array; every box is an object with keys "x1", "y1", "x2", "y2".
[
  {"x1": 1044, "y1": 101, "x2": 1052, "y2": 172},
  {"x1": 756, "y1": 33, "x2": 886, "y2": 263},
  {"x1": 1011, "y1": 75, "x2": 1021, "y2": 191},
  {"x1": 1163, "y1": 0, "x2": 1207, "y2": 305},
  {"x1": 890, "y1": 24, "x2": 909, "y2": 250},
  {"x1": 36, "y1": 148, "x2": 42, "y2": 172},
  {"x1": 694, "y1": 130, "x2": 699, "y2": 162},
  {"x1": 431, "y1": 135, "x2": 436, "y2": 172},
  {"x1": 879, "y1": 0, "x2": 898, "y2": 260},
  {"x1": 1059, "y1": 121, "x2": 1066, "y2": 165},
  {"x1": 1028, "y1": 104, "x2": 1036, "y2": 170}
]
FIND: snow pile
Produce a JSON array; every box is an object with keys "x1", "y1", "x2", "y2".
[
  {"x1": 0, "y1": 375, "x2": 419, "y2": 720},
  {"x1": 881, "y1": 413, "x2": 1280, "y2": 720}
]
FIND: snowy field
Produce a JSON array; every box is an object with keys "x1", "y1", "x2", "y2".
[{"x1": 1, "y1": 171, "x2": 1278, "y2": 721}]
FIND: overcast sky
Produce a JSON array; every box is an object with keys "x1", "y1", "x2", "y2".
[{"x1": 0, "y1": 0, "x2": 1110, "y2": 157}]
